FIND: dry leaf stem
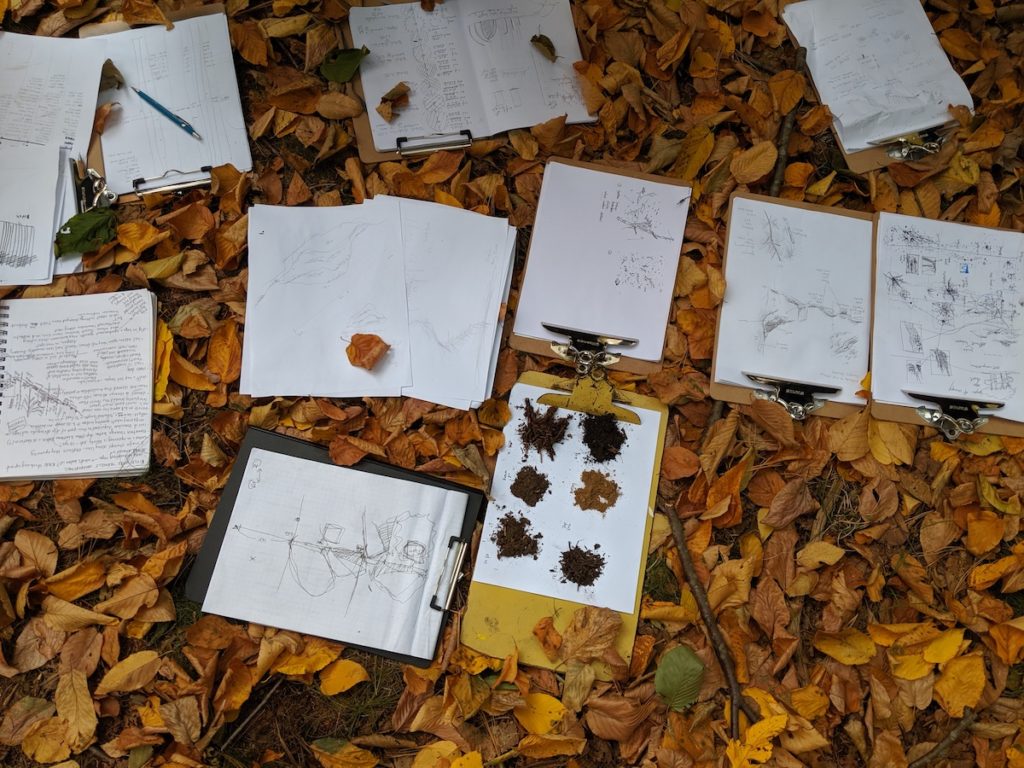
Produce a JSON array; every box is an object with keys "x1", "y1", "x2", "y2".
[
  {"x1": 216, "y1": 677, "x2": 285, "y2": 751},
  {"x1": 769, "y1": 47, "x2": 807, "y2": 197},
  {"x1": 666, "y1": 503, "x2": 760, "y2": 738},
  {"x1": 907, "y1": 708, "x2": 977, "y2": 768}
]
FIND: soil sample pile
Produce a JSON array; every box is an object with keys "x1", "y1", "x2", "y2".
[
  {"x1": 491, "y1": 512, "x2": 542, "y2": 559},
  {"x1": 559, "y1": 543, "x2": 606, "y2": 587},
  {"x1": 581, "y1": 412, "x2": 626, "y2": 462},
  {"x1": 573, "y1": 470, "x2": 620, "y2": 513},
  {"x1": 510, "y1": 466, "x2": 551, "y2": 507},
  {"x1": 518, "y1": 399, "x2": 571, "y2": 459}
]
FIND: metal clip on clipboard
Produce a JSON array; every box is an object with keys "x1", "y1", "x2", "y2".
[
  {"x1": 132, "y1": 165, "x2": 214, "y2": 197},
  {"x1": 71, "y1": 157, "x2": 117, "y2": 214},
  {"x1": 905, "y1": 391, "x2": 1004, "y2": 441},
  {"x1": 867, "y1": 126, "x2": 952, "y2": 162},
  {"x1": 396, "y1": 130, "x2": 473, "y2": 157},
  {"x1": 745, "y1": 373, "x2": 841, "y2": 421},
  {"x1": 429, "y1": 536, "x2": 469, "y2": 612},
  {"x1": 537, "y1": 323, "x2": 641, "y2": 425}
]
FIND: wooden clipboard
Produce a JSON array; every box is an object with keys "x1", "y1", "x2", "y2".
[
  {"x1": 460, "y1": 371, "x2": 667, "y2": 679},
  {"x1": 709, "y1": 192, "x2": 873, "y2": 419},
  {"x1": 509, "y1": 157, "x2": 691, "y2": 375},
  {"x1": 867, "y1": 214, "x2": 1024, "y2": 438}
]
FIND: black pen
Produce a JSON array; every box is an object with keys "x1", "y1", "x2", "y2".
[{"x1": 131, "y1": 86, "x2": 202, "y2": 140}]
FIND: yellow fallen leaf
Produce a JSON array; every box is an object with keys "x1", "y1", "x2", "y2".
[
  {"x1": 812, "y1": 628, "x2": 876, "y2": 665},
  {"x1": 21, "y1": 716, "x2": 71, "y2": 763},
  {"x1": 934, "y1": 651, "x2": 985, "y2": 716},
  {"x1": 889, "y1": 650, "x2": 932, "y2": 681},
  {"x1": 272, "y1": 637, "x2": 342, "y2": 675},
  {"x1": 513, "y1": 692, "x2": 567, "y2": 735},
  {"x1": 154, "y1": 320, "x2": 173, "y2": 401},
  {"x1": 725, "y1": 714, "x2": 788, "y2": 767},
  {"x1": 516, "y1": 734, "x2": 586, "y2": 759},
  {"x1": 789, "y1": 685, "x2": 829, "y2": 720},
  {"x1": 730, "y1": 141, "x2": 778, "y2": 185},
  {"x1": 311, "y1": 738, "x2": 379, "y2": 768},
  {"x1": 319, "y1": 659, "x2": 370, "y2": 696},
  {"x1": 44, "y1": 560, "x2": 107, "y2": 602},
  {"x1": 55, "y1": 670, "x2": 97, "y2": 752},
  {"x1": 95, "y1": 651, "x2": 162, "y2": 695},
  {"x1": 451, "y1": 753, "x2": 484, "y2": 768},
  {"x1": 923, "y1": 629, "x2": 966, "y2": 664},
  {"x1": 410, "y1": 740, "x2": 460, "y2": 768},
  {"x1": 796, "y1": 541, "x2": 845, "y2": 570},
  {"x1": 169, "y1": 351, "x2": 217, "y2": 392}
]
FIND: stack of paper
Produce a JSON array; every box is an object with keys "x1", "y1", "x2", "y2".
[{"x1": 242, "y1": 197, "x2": 516, "y2": 409}]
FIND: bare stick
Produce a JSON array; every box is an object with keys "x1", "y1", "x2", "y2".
[
  {"x1": 768, "y1": 47, "x2": 807, "y2": 197},
  {"x1": 666, "y1": 503, "x2": 760, "y2": 738},
  {"x1": 907, "y1": 709, "x2": 977, "y2": 768},
  {"x1": 996, "y1": 4, "x2": 1024, "y2": 22}
]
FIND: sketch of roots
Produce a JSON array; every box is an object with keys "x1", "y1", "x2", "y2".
[
  {"x1": 466, "y1": 15, "x2": 523, "y2": 47},
  {"x1": 0, "y1": 219, "x2": 36, "y2": 268},
  {"x1": 617, "y1": 188, "x2": 671, "y2": 241},
  {"x1": 830, "y1": 333, "x2": 858, "y2": 360},
  {"x1": 761, "y1": 212, "x2": 795, "y2": 262}
]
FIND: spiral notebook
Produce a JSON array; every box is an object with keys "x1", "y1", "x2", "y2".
[{"x1": 0, "y1": 290, "x2": 155, "y2": 480}]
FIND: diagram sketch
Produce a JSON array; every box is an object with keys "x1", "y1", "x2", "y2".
[
  {"x1": 754, "y1": 281, "x2": 866, "y2": 355},
  {"x1": 873, "y1": 213, "x2": 1024, "y2": 418},
  {"x1": 601, "y1": 185, "x2": 674, "y2": 241},
  {"x1": 0, "y1": 220, "x2": 36, "y2": 269},
  {"x1": 614, "y1": 250, "x2": 659, "y2": 292},
  {"x1": 467, "y1": 14, "x2": 523, "y2": 47},
  {"x1": 761, "y1": 210, "x2": 797, "y2": 262}
]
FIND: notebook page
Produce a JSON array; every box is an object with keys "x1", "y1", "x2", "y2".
[
  {"x1": 203, "y1": 448, "x2": 468, "y2": 661},
  {"x1": 350, "y1": 3, "x2": 487, "y2": 151},
  {"x1": 872, "y1": 213, "x2": 1024, "y2": 422},
  {"x1": 0, "y1": 143, "x2": 60, "y2": 286},
  {"x1": 0, "y1": 291, "x2": 154, "y2": 480},
  {"x1": 95, "y1": 14, "x2": 252, "y2": 194},
  {"x1": 783, "y1": 0, "x2": 972, "y2": 152},
  {"x1": 514, "y1": 162, "x2": 690, "y2": 362},
  {"x1": 715, "y1": 197, "x2": 873, "y2": 405}
]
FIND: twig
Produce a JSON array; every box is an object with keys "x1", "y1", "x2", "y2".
[
  {"x1": 666, "y1": 503, "x2": 760, "y2": 738},
  {"x1": 996, "y1": 4, "x2": 1024, "y2": 22},
  {"x1": 768, "y1": 47, "x2": 807, "y2": 197},
  {"x1": 696, "y1": 400, "x2": 725, "y2": 453},
  {"x1": 906, "y1": 709, "x2": 977, "y2": 768},
  {"x1": 218, "y1": 676, "x2": 285, "y2": 751}
]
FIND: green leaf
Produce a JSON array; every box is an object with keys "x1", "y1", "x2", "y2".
[
  {"x1": 655, "y1": 645, "x2": 705, "y2": 711},
  {"x1": 54, "y1": 208, "x2": 117, "y2": 256},
  {"x1": 128, "y1": 746, "x2": 154, "y2": 768},
  {"x1": 530, "y1": 33, "x2": 557, "y2": 62},
  {"x1": 320, "y1": 46, "x2": 370, "y2": 84}
]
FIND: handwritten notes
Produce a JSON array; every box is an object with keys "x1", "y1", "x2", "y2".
[
  {"x1": 350, "y1": 0, "x2": 590, "y2": 151},
  {"x1": 514, "y1": 161, "x2": 690, "y2": 362},
  {"x1": 715, "y1": 197, "x2": 873, "y2": 405},
  {"x1": 0, "y1": 290, "x2": 155, "y2": 480},
  {"x1": 783, "y1": 0, "x2": 973, "y2": 152},
  {"x1": 872, "y1": 213, "x2": 1024, "y2": 422}
]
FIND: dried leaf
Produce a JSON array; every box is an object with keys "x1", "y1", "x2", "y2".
[
  {"x1": 346, "y1": 333, "x2": 391, "y2": 370},
  {"x1": 530, "y1": 33, "x2": 557, "y2": 62},
  {"x1": 94, "y1": 651, "x2": 162, "y2": 695},
  {"x1": 320, "y1": 659, "x2": 370, "y2": 695}
]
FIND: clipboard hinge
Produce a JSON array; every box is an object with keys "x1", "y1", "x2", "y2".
[
  {"x1": 905, "y1": 391, "x2": 1003, "y2": 441},
  {"x1": 396, "y1": 130, "x2": 473, "y2": 156},
  {"x1": 542, "y1": 323, "x2": 637, "y2": 382},
  {"x1": 72, "y1": 156, "x2": 117, "y2": 214},
  {"x1": 429, "y1": 536, "x2": 468, "y2": 612},
  {"x1": 745, "y1": 373, "x2": 840, "y2": 421},
  {"x1": 132, "y1": 165, "x2": 214, "y2": 197},
  {"x1": 869, "y1": 127, "x2": 949, "y2": 162}
]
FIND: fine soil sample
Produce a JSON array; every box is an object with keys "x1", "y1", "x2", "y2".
[
  {"x1": 518, "y1": 399, "x2": 571, "y2": 459},
  {"x1": 573, "y1": 469, "x2": 621, "y2": 513},
  {"x1": 491, "y1": 512, "x2": 542, "y2": 559},
  {"x1": 581, "y1": 412, "x2": 626, "y2": 463},
  {"x1": 510, "y1": 466, "x2": 551, "y2": 507},
  {"x1": 559, "y1": 543, "x2": 606, "y2": 587}
]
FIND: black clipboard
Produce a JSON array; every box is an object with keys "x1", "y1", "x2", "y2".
[{"x1": 185, "y1": 427, "x2": 485, "y2": 667}]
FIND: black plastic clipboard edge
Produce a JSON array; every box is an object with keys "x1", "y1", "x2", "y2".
[{"x1": 184, "y1": 426, "x2": 486, "y2": 668}]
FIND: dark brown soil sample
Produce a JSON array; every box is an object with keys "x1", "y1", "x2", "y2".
[
  {"x1": 491, "y1": 512, "x2": 542, "y2": 559},
  {"x1": 510, "y1": 466, "x2": 551, "y2": 507},
  {"x1": 559, "y1": 543, "x2": 605, "y2": 587},
  {"x1": 518, "y1": 399, "x2": 571, "y2": 460},
  {"x1": 581, "y1": 412, "x2": 626, "y2": 462},
  {"x1": 573, "y1": 470, "x2": 620, "y2": 512}
]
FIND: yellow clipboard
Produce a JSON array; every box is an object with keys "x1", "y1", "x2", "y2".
[{"x1": 461, "y1": 371, "x2": 667, "y2": 678}]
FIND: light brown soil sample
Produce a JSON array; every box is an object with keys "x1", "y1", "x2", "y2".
[
  {"x1": 491, "y1": 512, "x2": 542, "y2": 559},
  {"x1": 518, "y1": 399, "x2": 571, "y2": 460},
  {"x1": 573, "y1": 469, "x2": 621, "y2": 513},
  {"x1": 559, "y1": 543, "x2": 605, "y2": 587},
  {"x1": 581, "y1": 412, "x2": 626, "y2": 463},
  {"x1": 510, "y1": 466, "x2": 551, "y2": 507}
]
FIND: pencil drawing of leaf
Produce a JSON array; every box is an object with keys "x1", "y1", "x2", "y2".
[
  {"x1": 531, "y1": 34, "x2": 558, "y2": 62},
  {"x1": 376, "y1": 81, "x2": 410, "y2": 122},
  {"x1": 320, "y1": 46, "x2": 370, "y2": 85}
]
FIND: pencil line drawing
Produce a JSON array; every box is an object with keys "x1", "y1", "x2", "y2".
[
  {"x1": 4, "y1": 371, "x2": 80, "y2": 421},
  {"x1": 614, "y1": 249, "x2": 659, "y2": 292},
  {"x1": 0, "y1": 220, "x2": 36, "y2": 269},
  {"x1": 761, "y1": 210, "x2": 796, "y2": 262},
  {"x1": 753, "y1": 283, "x2": 865, "y2": 354},
  {"x1": 616, "y1": 187, "x2": 672, "y2": 240},
  {"x1": 411, "y1": 318, "x2": 488, "y2": 354}
]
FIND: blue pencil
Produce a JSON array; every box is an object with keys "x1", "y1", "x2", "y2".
[{"x1": 131, "y1": 86, "x2": 202, "y2": 140}]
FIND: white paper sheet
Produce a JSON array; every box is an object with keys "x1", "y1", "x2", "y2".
[
  {"x1": 0, "y1": 143, "x2": 60, "y2": 286},
  {"x1": 514, "y1": 161, "x2": 690, "y2": 362},
  {"x1": 715, "y1": 197, "x2": 873, "y2": 405},
  {"x1": 93, "y1": 14, "x2": 252, "y2": 194},
  {"x1": 472, "y1": 383, "x2": 660, "y2": 613},
  {"x1": 350, "y1": 0, "x2": 589, "y2": 151},
  {"x1": 783, "y1": 0, "x2": 973, "y2": 152},
  {"x1": 242, "y1": 200, "x2": 412, "y2": 397},
  {"x1": 0, "y1": 290, "x2": 154, "y2": 480},
  {"x1": 872, "y1": 213, "x2": 1024, "y2": 422},
  {"x1": 394, "y1": 196, "x2": 516, "y2": 408},
  {"x1": 202, "y1": 448, "x2": 469, "y2": 661}
]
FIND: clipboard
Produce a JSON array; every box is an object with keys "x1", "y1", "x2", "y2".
[
  {"x1": 461, "y1": 371, "x2": 668, "y2": 678},
  {"x1": 867, "y1": 215, "x2": 1024, "y2": 439},
  {"x1": 710, "y1": 192, "x2": 873, "y2": 420},
  {"x1": 185, "y1": 427, "x2": 486, "y2": 668},
  {"x1": 509, "y1": 157, "x2": 691, "y2": 375}
]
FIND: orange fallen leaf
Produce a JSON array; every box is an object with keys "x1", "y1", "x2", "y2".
[{"x1": 346, "y1": 333, "x2": 390, "y2": 370}]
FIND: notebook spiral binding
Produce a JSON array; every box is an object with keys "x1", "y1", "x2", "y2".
[{"x1": 0, "y1": 304, "x2": 8, "y2": 416}]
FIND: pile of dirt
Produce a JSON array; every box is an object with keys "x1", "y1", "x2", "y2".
[
  {"x1": 559, "y1": 543, "x2": 606, "y2": 587},
  {"x1": 518, "y1": 399, "x2": 571, "y2": 459},
  {"x1": 510, "y1": 466, "x2": 551, "y2": 507},
  {"x1": 491, "y1": 512, "x2": 542, "y2": 559},
  {"x1": 581, "y1": 412, "x2": 626, "y2": 462},
  {"x1": 573, "y1": 470, "x2": 620, "y2": 512}
]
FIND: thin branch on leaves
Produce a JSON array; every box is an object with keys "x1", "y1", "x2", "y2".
[
  {"x1": 907, "y1": 708, "x2": 977, "y2": 768},
  {"x1": 769, "y1": 46, "x2": 807, "y2": 197}
]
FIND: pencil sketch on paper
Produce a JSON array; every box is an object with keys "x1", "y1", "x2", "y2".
[
  {"x1": 614, "y1": 250, "x2": 659, "y2": 292},
  {"x1": 0, "y1": 220, "x2": 36, "y2": 268},
  {"x1": 231, "y1": 496, "x2": 436, "y2": 610},
  {"x1": 615, "y1": 187, "x2": 672, "y2": 241},
  {"x1": 761, "y1": 210, "x2": 797, "y2": 262},
  {"x1": 753, "y1": 279, "x2": 866, "y2": 356},
  {"x1": 411, "y1": 318, "x2": 488, "y2": 354}
]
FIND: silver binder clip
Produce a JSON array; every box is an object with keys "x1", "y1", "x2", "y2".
[
  {"x1": 745, "y1": 373, "x2": 841, "y2": 421},
  {"x1": 132, "y1": 166, "x2": 214, "y2": 197},
  {"x1": 868, "y1": 127, "x2": 951, "y2": 162},
  {"x1": 396, "y1": 130, "x2": 473, "y2": 156},
  {"x1": 71, "y1": 157, "x2": 117, "y2": 214},
  {"x1": 429, "y1": 536, "x2": 468, "y2": 612},
  {"x1": 542, "y1": 323, "x2": 637, "y2": 381},
  {"x1": 904, "y1": 391, "x2": 1003, "y2": 441}
]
